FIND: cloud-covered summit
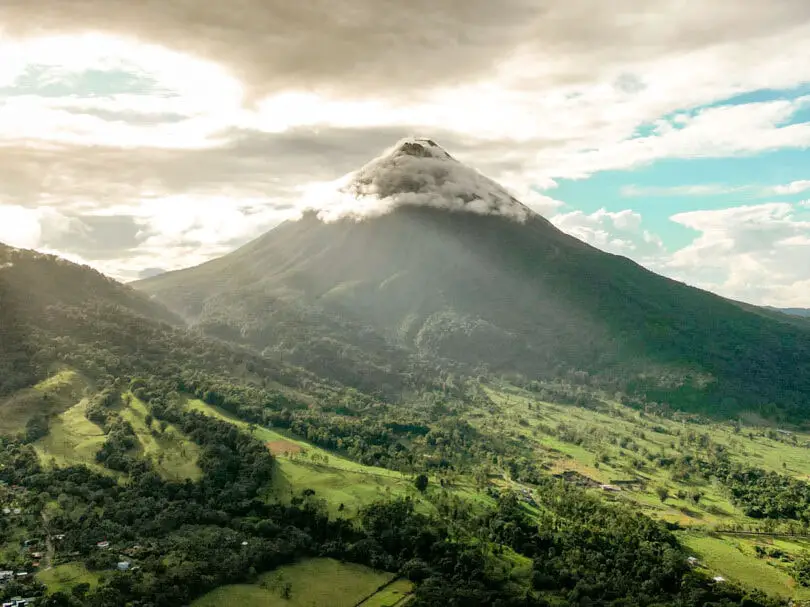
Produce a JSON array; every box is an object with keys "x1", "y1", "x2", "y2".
[{"x1": 306, "y1": 137, "x2": 533, "y2": 222}]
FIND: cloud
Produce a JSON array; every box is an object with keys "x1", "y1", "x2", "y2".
[
  {"x1": 663, "y1": 202, "x2": 810, "y2": 305},
  {"x1": 547, "y1": 96, "x2": 810, "y2": 180},
  {"x1": 302, "y1": 138, "x2": 541, "y2": 222},
  {"x1": 550, "y1": 208, "x2": 665, "y2": 258},
  {"x1": 3, "y1": 0, "x2": 810, "y2": 101},
  {"x1": 0, "y1": 205, "x2": 82, "y2": 249},
  {"x1": 772, "y1": 180, "x2": 810, "y2": 195},
  {"x1": 621, "y1": 180, "x2": 810, "y2": 199}
]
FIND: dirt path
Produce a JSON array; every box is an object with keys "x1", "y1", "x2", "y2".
[
  {"x1": 40, "y1": 511, "x2": 55, "y2": 570},
  {"x1": 352, "y1": 576, "x2": 412, "y2": 607}
]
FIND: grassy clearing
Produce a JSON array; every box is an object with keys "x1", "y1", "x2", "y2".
[
  {"x1": 34, "y1": 398, "x2": 109, "y2": 474},
  {"x1": 271, "y1": 457, "x2": 414, "y2": 517},
  {"x1": 121, "y1": 394, "x2": 202, "y2": 481},
  {"x1": 36, "y1": 562, "x2": 102, "y2": 594},
  {"x1": 35, "y1": 392, "x2": 202, "y2": 481},
  {"x1": 191, "y1": 558, "x2": 394, "y2": 607},
  {"x1": 680, "y1": 533, "x2": 810, "y2": 600},
  {"x1": 0, "y1": 369, "x2": 86, "y2": 435},
  {"x1": 186, "y1": 399, "x2": 401, "y2": 477},
  {"x1": 186, "y1": 399, "x2": 418, "y2": 515}
]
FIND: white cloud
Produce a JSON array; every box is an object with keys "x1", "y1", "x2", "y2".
[
  {"x1": 622, "y1": 180, "x2": 810, "y2": 199},
  {"x1": 772, "y1": 180, "x2": 810, "y2": 195},
  {"x1": 545, "y1": 96, "x2": 810, "y2": 180},
  {"x1": 550, "y1": 208, "x2": 665, "y2": 258},
  {"x1": 0, "y1": 33, "x2": 243, "y2": 148},
  {"x1": 303, "y1": 138, "x2": 536, "y2": 223},
  {"x1": 663, "y1": 202, "x2": 810, "y2": 305},
  {"x1": 0, "y1": 205, "x2": 79, "y2": 249},
  {"x1": 0, "y1": 206, "x2": 42, "y2": 248}
]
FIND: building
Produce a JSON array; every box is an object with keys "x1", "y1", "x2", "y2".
[
  {"x1": 96, "y1": 541, "x2": 110, "y2": 549},
  {"x1": 600, "y1": 484, "x2": 622, "y2": 492},
  {"x1": 686, "y1": 556, "x2": 699, "y2": 567},
  {"x1": 117, "y1": 561, "x2": 131, "y2": 571}
]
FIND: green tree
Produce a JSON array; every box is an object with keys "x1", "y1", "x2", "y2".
[{"x1": 415, "y1": 473, "x2": 429, "y2": 493}]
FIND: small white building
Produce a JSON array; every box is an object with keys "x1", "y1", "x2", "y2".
[
  {"x1": 96, "y1": 541, "x2": 110, "y2": 549},
  {"x1": 713, "y1": 576, "x2": 726, "y2": 582},
  {"x1": 117, "y1": 561, "x2": 131, "y2": 571}
]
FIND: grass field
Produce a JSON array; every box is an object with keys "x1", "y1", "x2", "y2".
[
  {"x1": 35, "y1": 391, "x2": 202, "y2": 481},
  {"x1": 192, "y1": 558, "x2": 401, "y2": 607},
  {"x1": 187, "y1": 399, "x2": 418, "y2": 515},
  {"x1": 680, "y1": 533, "x2": 810, "y2": 600},
  {"x1": 121, "y1": 394, "x2": 202, "y2": 480},
  {"x1": 34, "y1": 398, "x2": 109, "y2": 474},
  {"x1": 473, "y1": 384, "x2": 810, "y2": 527},
  {"x1": 36, "y1": 562, "x2": 102, "y2": 594},
  {"x1": 0, "y1": 369, "x2": 87, "y2": 435}
]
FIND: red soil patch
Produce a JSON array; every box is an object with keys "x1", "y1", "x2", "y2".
[{"x1": 266, "y1": 440, "x2": 302, "y2": 455}]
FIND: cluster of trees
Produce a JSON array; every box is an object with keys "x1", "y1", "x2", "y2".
[
  {"x1": 720, "y1": 466, "x2": 810, "y2": 521},
  {"x1": 651, "y1": 450, "x2": 810, "y2": 523}
]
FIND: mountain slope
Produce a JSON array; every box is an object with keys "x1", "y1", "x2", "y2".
[
  {"x1": 777, "y1": 307, "x2": 810, "y2": 318},
  {"x1": 136, "y1": 139, "x2": 810, "y2": 418},
  {"x1": 0, "y1": 243, "x2": 321, "y2": 399}
]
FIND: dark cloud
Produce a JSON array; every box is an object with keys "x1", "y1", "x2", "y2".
[
  {"x1": 0, "y1": 126, "x2": 539, "y2": 209},
  {"x1": 3, "y1": 1, "x2": 809, "y2": 99},
  {"x1": 0, "y1": 0, "x2": 535, "y2": 99},
  {"x1": 41, "y1": 214, "x2": 144, "y2": 259}
]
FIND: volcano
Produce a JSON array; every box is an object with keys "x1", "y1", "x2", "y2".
[{"x1": 135, "y1": 138, "x2": 810, "y2": 417}]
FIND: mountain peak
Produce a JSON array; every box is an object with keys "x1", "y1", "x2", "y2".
[
  {"x1": 386, "y1": 137, "x2": 454, "y2": 160},
  {"x1": 308, "y1": 137, "x2": 532, "y2": 222}
]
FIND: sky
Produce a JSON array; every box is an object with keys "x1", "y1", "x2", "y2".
[{"x1": 0, "y1": 1, "x2": 809, "y2": 306}]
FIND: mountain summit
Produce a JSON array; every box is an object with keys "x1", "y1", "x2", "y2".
[
  {"x1": 136, "y1": 140, "x2": 810, "y2": 418},
  {"x1": 311, "y1": 137, "x2": 532, "y2": 222}
]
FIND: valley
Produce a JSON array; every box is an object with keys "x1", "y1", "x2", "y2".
[{"x1": 7, "y1": 366, "x2": 810, "y2": 603}]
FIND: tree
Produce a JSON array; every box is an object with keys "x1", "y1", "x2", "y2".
[
  {"x1": 690, "y1": 490, "x2": 703, "y2": 505},
  {"x1": 655, "y1": 486, "x2": 670, "y2": 503},
  {"x1": 72, "y1": 582, "x2": 91, "y2": 599},
  {"x1": 415, "y1": 474, "x2": 429, "y2": 493}
]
